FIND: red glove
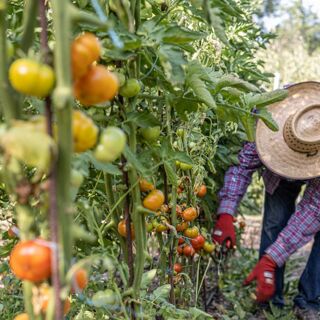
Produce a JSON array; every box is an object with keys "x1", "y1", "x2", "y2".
[
  {"x1": 243, "y1": 255, "x2": 277, "y2": 302},
  {"x1": 212, "y1": 213, "x2": 236, "y2": 248}
]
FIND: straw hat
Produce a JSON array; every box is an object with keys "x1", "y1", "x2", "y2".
[{"x1": 256, "y1": 81, "x2": 320, "y2": 180}]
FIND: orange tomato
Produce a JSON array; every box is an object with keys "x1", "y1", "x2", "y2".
[
  {"x1": 195, "y1": 184, "x2": 207, "y2": 198},
  {"x1": 182, "y1": 207, "x2": 198, "y2": 222},
  {"x1": 39, "y1": 284, "x2": 71, "y2": 315},
  {"x1": 14, "y1": 314, "x2": 29, "y2": 320},
  {"x1": 203, "y1": 241, "x2": 215, "y2": 253},
  {"x1": 139, "y1": 178, "x2": 155, "y2": 192},
  {"x1": 174, "y1": 263, "x2": 183, "y2": 273},
  {"x1": 176, "y1": 221, "x2": 189, "y2": 232},
  {"x1": 71, "y1": 32, "x2": 101, "y2": 79},
  {"x1": 183, "y1": 226, "x2": 199, "y2": 239},
  {"x1": 117, "y1": 220, "x2": 135, "y2": 239},
  {"x1": 10, "y1": 239, "x2": 51, "y2": 282},
  {"x1": 143, "y1": 190, "x2": 165, "y2": 211},
  {"x1": 177, "y1": 246, "x2": 184, "y2": 255},
  {"x1": 175, "y1": 205, "x2": 183, "y2": 216},
  {"x1": 73, "y1": 268, "x2": 88, "y2": 291},
  {"x1": 74, "y1": 65, "x2": 119, "y2": 106}
]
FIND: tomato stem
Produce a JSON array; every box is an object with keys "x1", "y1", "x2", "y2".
[
  {"x1": 20, "y1": 0, "x2": 38, "y2": 53},
  {"x1": 0, "y1": 2, "x2": 19, "y2": 121}
]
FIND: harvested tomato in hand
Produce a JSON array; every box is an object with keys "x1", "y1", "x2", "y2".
[
  {"x1": 191, "y1": 235, "x2": 205, "y2": 250},
  {"x1": 184, "y1": 226, "x2": 199, "y2": 238},
  {"x1": 139, "y1": 178, "x2": 155, "y2": 192},
  {"x1": 119, "y1": 78, "x2": 141, "y2": 98},
  {"x1": 10, "y1": 239, "x2": 51, "y2": 282},
  {"x1": 9, "y1": 58, "x2": 55, "y2": 98},
  {"x1": 118, "y1": 220, "x2": 135, "y2": 239},
  {"x1": 72, "y1": 110, "x2": 98, "y2": 153},
  {"x1": 94, "y1": 127, "x2": 126, "y2": 163},
  {"x1": 174, "y1": 263, "x2": 183, "y2": 273},
  {"x1": 73, "y1": 65, "x2": 119, "y2": 106},
  {"x1": 195, "y1": 184, "x2": 207, "y2": 198},
  {"x1": 143, "y1": 189, "x2": 165, "y2": 211},
  {"x1": 71, "y1": 32, "x2": 101, "y2": 79},
  {"x1": 182, "y1": 207, "x2": 198, "y2": 222}
]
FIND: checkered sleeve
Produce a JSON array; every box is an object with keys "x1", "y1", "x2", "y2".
[
  {"x1": 266, "y1": 178, "x2": 320, "y2": 267},
  {"x1": 217, "y1": 142, "x2": 262, "y2": 216}
]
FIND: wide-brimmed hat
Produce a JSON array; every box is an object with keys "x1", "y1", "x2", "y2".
[{"x1": 256, "y1": 81, "x2": 320, "y2": 180}]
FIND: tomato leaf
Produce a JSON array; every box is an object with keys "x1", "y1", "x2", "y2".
[
  {"x1": 123, "y1": 145, "x2": 148, "y2": 175},
  {"x1": 164, "y1": 161, "x2": 177, "y2": 187},
  {"x1": 151, "y1": 284, "x2": 171, "y2": 300},
  {"x1": 126, "y1": 111, "x2": 160, "y2": 128},
  {"x1": 170, "y1": 96, "x2": 199, "y2": 120},
  {"x1": 245, "y1": 89, "x2": 288, "y2": 109},
  {"x1": 158, "y1": 45, "x2": 187, "y2": 85},
  {"x1": 254, "y1": 108, "x2": 279, "y2": 132},
  {"x1": 215, "y1": 74, "x2": 260, "y2": 93},
  {"x1": 240, "y1": 115, "x2": 256, "y2": 142},
  {"x1": 87, "y1": 153, "x2": 122, "y2": 175},
  {"x1": 141, "y1": 269, "x2": 157, "y2": 290}
]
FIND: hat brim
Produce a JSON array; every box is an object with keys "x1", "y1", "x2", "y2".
[{"x1": 256, "y1": 81, "x2": 320, "y2": 180}]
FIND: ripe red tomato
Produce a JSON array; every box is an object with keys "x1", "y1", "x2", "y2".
[
  {"x1": 195, "y1": 184, "x2": 207, "y2": 198},
  {"x1": 178, "y1": 237, "x2": 184, "y2": 245},
  {"x1": 72, "y1": 110, "x2": 98, "y2": 153},
  {"x1": 71, "y1": 32, "x2": 101, "y2": 79},
  {"x1": 183, "y1": 226, "x2": 199, "y2": 239},
  {"x1": 139, "y1": 179, "x2": 155, "y2": 192},
  {"x1": 143, "y1": 189, "x2": 165, "y2": 211},
  {"x1": 174, "y1": 263, "x2": 183, "y2": 273},
  {"x1": 191, "y1": 235, "x2": 205, "y2": 250},
  {"x1": 73, "y1": 65, "x2": 119, "y2": 106},
  {"x1": 182, "y1": 207, "x2": 198, "y2": 222},
  {"x1": 117, "y1": 220, "x2": 135, "y2": 239},
  {"x1": 177, "y1": 246, "x2": 184, "y2": 255},
  {"x1": 9, "y1": 59, "x2": 55, "y2": 98},
  {"x1": 183, "y1": 245, "x2": 195, "y2": 257},
  {"x1": 10, "y1": 239, "x2": 51, "y2": 282}
]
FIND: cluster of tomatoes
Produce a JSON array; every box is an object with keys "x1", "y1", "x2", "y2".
[{"x1": 10, "y1": 239, "x2": 88, "y2": 320}]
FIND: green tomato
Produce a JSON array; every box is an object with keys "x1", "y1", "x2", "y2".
[
  {"x1": 92, "y1": 289, "x2": 117, "y2": 307},
  {"x1": 71, "y1": 169, "x2": 84, "y2": 188},
  {"x1": 119, "y1": 78, "x2": 141, "y2": 98},
  {"x1": 188, "y1": 142, "x2": 196, "y2": 149},
  {"x1": 140, "y1": 126, "x2": 160, "y2": 142},
  {"x1": 179, "y1": 162, "x2": 193, "y2": 170},
  {"x1": 176, "y1": 128, "x2": 185, "y2": 138},
  {"x1": 146, "y1": 221, "x2": 154, "y2": 232},
  {"x1": 94, "y1": 127, "x2": 126, "y2": 163}
]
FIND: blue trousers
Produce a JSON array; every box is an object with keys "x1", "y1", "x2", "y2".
[{"x1": 259, "y1": 179, "x2": 320, "y2": 310}]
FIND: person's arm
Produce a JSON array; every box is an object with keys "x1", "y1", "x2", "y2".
[
  {"x1": 244, "y1": 178, "x2": 320, "y2": 302},
  {"x1": 217, "y1": 142, "x2": 263, "y2": 216},
  {"x1": 213, "y1": 142, "x2": 262, "y2": 247},
  {"x1": 265, "y1": 178, "x2": 320, "y2": 267}
]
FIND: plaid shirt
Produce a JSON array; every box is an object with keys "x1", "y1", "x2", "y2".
[{"x1": 217, "y1": 142, "x2": 320, "y2": 266}]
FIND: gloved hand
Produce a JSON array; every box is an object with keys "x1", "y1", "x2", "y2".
[
  {"x1": 212, "y1": 213, "x2": 236, "y2": 249},
  {"x1": 243, "y1": 255, "x2": 277, "y2": 302}
]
